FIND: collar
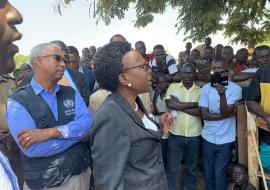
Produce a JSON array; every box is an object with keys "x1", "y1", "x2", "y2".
[
  {"x1": 177, "y1": 82, "x2": 200, "y2": 90},
  {"x1": 78, "y1": 65, "x2": 84, "y2": 74},
  {"x1": 31, "y1": 78, "x2": 60, "y2": 95},
  {"x1": 0, "y1": 74, "x2": 13, "y2": 82},
  {"x1": 110, "y1": 92, "x2": 161, "y2": 139}
]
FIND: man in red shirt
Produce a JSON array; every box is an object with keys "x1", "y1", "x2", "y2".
[{"x1": 233, "y1": 48, "x2": 249, "y2": 73}]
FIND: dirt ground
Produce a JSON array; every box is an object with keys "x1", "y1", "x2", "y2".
[{"x1": 176, "y1": 164, "x2": 234, "y2": 190}]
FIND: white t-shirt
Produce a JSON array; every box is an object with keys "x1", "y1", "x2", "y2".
[
  {"x1": 142, "y1": 114, "x2": 158, "y2": 132},
  {"x1": 149, "y1": 55, "x2": 178, "y2": 74}
]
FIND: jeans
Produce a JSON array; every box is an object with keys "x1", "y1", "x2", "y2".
[
  {"x1": 202, "y1": 138, "x2": 234, "y2": 190},
  {"x1": 161, "y1": 138, "x2": 168, "y2": 170},
  {"x1": 166, "y1": 134, "x2": 200, "y2": 190}
]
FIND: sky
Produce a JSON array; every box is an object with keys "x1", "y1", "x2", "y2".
[{"x1": 10, "y1": 0, "x2": 243, "y2": 58}]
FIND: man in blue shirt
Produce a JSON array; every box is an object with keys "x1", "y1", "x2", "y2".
[
  {"x1": 52, "y1": 40, "x2": 91, "y2": 106},
  {"x1": 199, "y1": 57, "x2": 242, "y2": 190},
  {"x1": 6, "y1": 42, "x2": 94, "y2": 190}
]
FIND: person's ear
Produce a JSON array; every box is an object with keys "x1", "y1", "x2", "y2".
[
  {"x1": 35, "y1": 57, "x2": 42, "y2": 67},
  {"x1": 118, "y1": 73, "x2": 131, "y2": 87}
]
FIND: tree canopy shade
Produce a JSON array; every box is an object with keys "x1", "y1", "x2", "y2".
[
  {"x1": 56, "y1": 0, "x2": 270, "y2": 47},
  {"x1": 14, "y1": 54, "x2": 29, "y2": 69}
]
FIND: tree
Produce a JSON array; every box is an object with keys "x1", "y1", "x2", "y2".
[
  {"x1": 14, "y1": 54, "x2": 29, "y2": 69},
  {"x1": 56, "y1": 0, "x2": 270, "y2": 47},
  {"x1": 257, "y1": 40, "x2": 270, "y2": 46}
]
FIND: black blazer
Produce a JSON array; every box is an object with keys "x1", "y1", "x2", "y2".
[
  {"x1": 91, "y1": 92, "x2": 168, "y2": 190},
  {"x1": 82, "y1": 67, "x2": 95, "y2": 93},
  {"x1": 68, "y1": 69, "x2": 90, "y2": 106}
]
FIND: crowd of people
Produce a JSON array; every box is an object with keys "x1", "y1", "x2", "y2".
[{"x1": 1, "y1": 1, "x2": 270, "y2": 190}]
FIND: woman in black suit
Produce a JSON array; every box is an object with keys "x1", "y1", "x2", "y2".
[{"x1": 91, "y1": 41, "x2": 172, "y2": 190}]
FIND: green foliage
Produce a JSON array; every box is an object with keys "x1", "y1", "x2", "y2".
[
  {"x1": 224, "y1": 0, "x2": 270, "y2": 47},
  {"x1": 14, "y1": 54, "x2": 29, "y2": 69},
  {"x1": 57, "y1": 0, "x2": 270, "y2": 47},
  {"x1": 256, "y1": 40, "x2": 270, "y2": 46}
]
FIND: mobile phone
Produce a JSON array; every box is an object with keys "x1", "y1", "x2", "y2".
[{"x1": 210, "y1": 70, "x2": 228, "y2": 87}]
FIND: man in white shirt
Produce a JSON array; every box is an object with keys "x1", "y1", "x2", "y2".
[{"x1": 149, "y1": 44, "x2": 178, "y2": 82}]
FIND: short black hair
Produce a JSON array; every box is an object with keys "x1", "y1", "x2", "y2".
[
  {"x1": 253, "y1": 45, "x2": 270, "y2": 57},
  {"x1": 205, "y1": 46, "x2": 214, "y2": 51},
  {"x1": 93, "y1": 41, "x2": 132, "y2": 91},
  {"x1": 233, "y1": 163, "x2": 248, "y2": 176},
  {"x1": 50, "y1": 40, "x2": 68, "y2": 53},
  {"x1": 215, "y1": 44, "x2": 223, "y2": 48},
  {"x1": 135, "y1": 41, "x2": 145, "y2": 47},
  {"x1": 191, "y1": 49, "x2": 201, "y2": 56},
  {"x1": 212, "y1": 57, "x2": 228, "y2": 67},
  {"x1": 89, "y1": 46, "x2": 96, "y2": 52},
  {"x1": 205, "y1": 37, "x2": 212, "y2": 44},
  {"x1": 223, "y1": 45, "x2": 234, "y2": 52},
  {"x1": 153, "y1": 44, "x2": 164, "y2": 52},
  {"x1": 82, "y1": 47, "x2": 89, "y2": 51},
  {"x1": 181, "y1": 63, "x2": 196, "y2": 74},
  {"x1": 109, "y1": 34, "x2": 127, "y2": 42},
  {"x1": 20, "y1": 63, "x2": 32, "y2": 71},
  {"x1": 237, "y1": 48, "x2": 248, "y2": 53},
  {"x1": 67, "y1": 46, "x2": 79, "y2": 56}
]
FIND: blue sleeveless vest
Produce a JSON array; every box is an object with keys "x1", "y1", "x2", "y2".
[{"x1": 10, "y1": 85, "x2": 90, "y2": 189}]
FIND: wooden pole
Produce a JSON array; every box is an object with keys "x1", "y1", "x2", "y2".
[
  {"x1": 247, "y1": 110, "x2": 259, "y2": 188},
  {"x1": 250, "y1": 131, "x2": 269, "y2": 190},
  {"x1": 237, "y1": 105, "x2": 248, "y2": 166}
]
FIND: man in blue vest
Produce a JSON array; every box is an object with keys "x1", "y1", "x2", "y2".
[{"x1": 6, "y1": 42, "x2": 94, "y2": 190}]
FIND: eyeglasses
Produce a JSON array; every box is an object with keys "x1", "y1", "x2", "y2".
[
  {"x1": 40, "y1": 54, "x2": 67, "y2": 64},
  {"x1": 122, "y1": 63, "x2": 150, "y2": 72}
]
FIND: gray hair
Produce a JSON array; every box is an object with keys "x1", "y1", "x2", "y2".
[{"x1": 29, "y1": 43, "x2": 61, "y2": 66}]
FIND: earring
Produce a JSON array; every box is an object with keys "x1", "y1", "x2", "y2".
[{"x1": 128, "y1": 83, "x2": 132, "y2": 87}]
